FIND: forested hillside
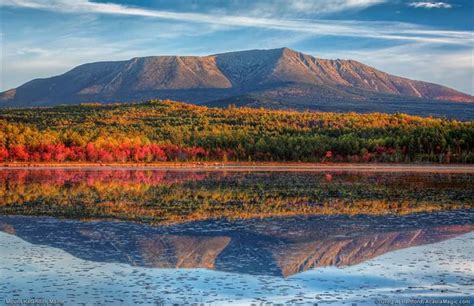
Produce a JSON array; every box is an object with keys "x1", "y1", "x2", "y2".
[{"x1": 0, "y1": 100, "x2": 472, "y2": 163}]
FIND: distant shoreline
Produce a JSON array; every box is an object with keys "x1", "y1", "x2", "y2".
[{"x1": 1, "y1": 162, "x2": 473, "y2": 173}]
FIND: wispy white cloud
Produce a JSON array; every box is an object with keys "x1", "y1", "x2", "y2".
[
  {"x1": 0, "y1": 0, "x2": 47, "y2": 9},
  {"x1": 408, "y1": 2, "x2": 452, "y2": 9},
  {"x1": 287, "y1": 0, "x2": 386, "y2": 14},
  {"x1": 238, "y1": 0, "x2": 386, "y2": 19},
  {"x1": 1, "y1": 0, "x2": 471, "y2": 45}
]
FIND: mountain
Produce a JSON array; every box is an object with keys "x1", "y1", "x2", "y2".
[{"x1": 1, "y1": 47, "x2": 473, "y2": 118}]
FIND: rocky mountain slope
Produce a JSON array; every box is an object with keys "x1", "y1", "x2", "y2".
[{"x1": 1, "y1": 48, "x2": 472, "y2": 117}]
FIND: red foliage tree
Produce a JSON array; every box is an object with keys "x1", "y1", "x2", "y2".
[
  {"x1": 0, "y1": 147, "x2": 9, "y2": 162},
  {"x1": 10, "y1": 145, "x2": 29, "y2": 161},
  {"x1": 97, "y1": 149, "x2": 114, "y2": 163},
  {"x1": 149, "y1": 144, "x2": 167, "y2": 161},
  {"x1": 86, "y1": 143, "x2": 98, "y2": 162}
]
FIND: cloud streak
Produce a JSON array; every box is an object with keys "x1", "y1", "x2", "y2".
[
  {"x1": 1, "y1": 0, "x2": 471, "y2": 45},
  {"x1": 408, "y1": 2, "x2": 452, "y2": 9},
  {"x1": 286, "y1": 0, "x2": 387, "y2": 14}
]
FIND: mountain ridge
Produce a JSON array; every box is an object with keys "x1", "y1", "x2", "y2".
[{"x1": 1, "y1": 47, "x2": 473, "y2": 117}]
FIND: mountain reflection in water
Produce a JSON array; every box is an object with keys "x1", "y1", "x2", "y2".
[{"x1": 1, "y1": 211, "x2": 472, "y2": 277}]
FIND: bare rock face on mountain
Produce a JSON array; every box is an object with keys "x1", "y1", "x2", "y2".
[{"x1": 1, "y1": 47, "x2": 472, "y2": 117}]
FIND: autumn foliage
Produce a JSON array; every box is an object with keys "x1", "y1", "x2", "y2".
[
  {"x1": 0, "y1": 100, "x2": 472, "y2": 163},
  {"x1": 0, "y1": 143, "x2": 234, "y2": 163}
]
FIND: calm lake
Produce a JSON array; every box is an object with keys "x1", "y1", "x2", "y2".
[{"x1": 0, "y1": 168, "x2": 473, "y2": 305}]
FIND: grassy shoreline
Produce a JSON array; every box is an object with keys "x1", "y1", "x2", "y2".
[{"x1": 1, "y1": 162, "x2": 474, "y2": 172}]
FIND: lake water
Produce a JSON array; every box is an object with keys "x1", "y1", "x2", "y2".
[{"x1": 0, "y1": 169, "x2": 473, "y2": 305}]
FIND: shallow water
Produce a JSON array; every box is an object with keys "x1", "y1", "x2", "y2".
[
  {"x1": 0, "y1": 213, "x2": 473, "y2": 305},
  {"x1": 0, "y1": 169, "x2": 473, "y2": 305},
  {"x1": 0, "y1": 169, "x2": 473, "y2": 223}
]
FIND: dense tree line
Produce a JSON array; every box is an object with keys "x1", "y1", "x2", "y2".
[{"x1": 0, "y1": 100, "x2": 473, "y2": 163}]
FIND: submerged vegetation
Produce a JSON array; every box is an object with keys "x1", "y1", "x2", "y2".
[
  {"x1": 0, "y1": 100, "x2": 473, "y2": 163},
  {"x1": 0, "y1": 169, "x2": 472, "y2": 224}
]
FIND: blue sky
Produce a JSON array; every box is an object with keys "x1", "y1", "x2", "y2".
[{"x1": 1, "y1": 0, "x2": 473, "y2": 94}]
